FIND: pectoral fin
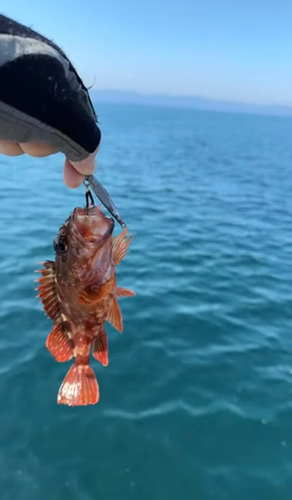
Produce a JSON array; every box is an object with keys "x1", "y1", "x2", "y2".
[
  {"x1": 78, "y1": 280, "x2": 112, "y2": 305},
  {"x1": 117, "y1": 287, "x2": 135, "y2": 298},
  {"x1": 112, "y1": 227, "x2": 133, "y2": 265}
]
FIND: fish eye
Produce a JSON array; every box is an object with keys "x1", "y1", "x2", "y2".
[{"x1": 53, "y1": 235, "x2": 68, "y2": 254}]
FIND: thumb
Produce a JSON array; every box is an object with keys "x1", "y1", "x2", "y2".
[
  {"x1": 69, "y1": 148, "x2": 98, "y2": 176},
  {"x1": 63, "y1": 147, "x2": 99, "y2": 189}
]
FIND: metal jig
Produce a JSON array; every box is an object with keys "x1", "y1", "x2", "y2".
[{"x1": 84, "y1": 175, "x2": 126, "y2": 228}]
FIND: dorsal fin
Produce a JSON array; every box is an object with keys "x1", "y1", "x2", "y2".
[
  {"x1": 35, "y1": 261, "x2": 61, "y2": 322},
  {"x1": 112, "y1": 227, "x2": 133, "y2": 266},
  {"x1": 46, "y1": 323, "x2": 73, "y2": 362}
]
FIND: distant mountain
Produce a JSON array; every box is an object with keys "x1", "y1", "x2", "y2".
[{"x1": 89, "y1": 89, "x2": 292, "y2": 118}]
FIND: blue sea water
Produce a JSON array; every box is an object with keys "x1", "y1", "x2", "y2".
[{"x1": 0, "y1": 103, "x2": 292, "y2": 500}]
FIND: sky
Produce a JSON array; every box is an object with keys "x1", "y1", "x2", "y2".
[{"x1": 2, "y1": 1, "x2": 292, "y2": 106}]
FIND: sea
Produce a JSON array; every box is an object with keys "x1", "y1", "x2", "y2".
[{"x1": 0, "y1": 103, "x2": 291, "y2": 500}]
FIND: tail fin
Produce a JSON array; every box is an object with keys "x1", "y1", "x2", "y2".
[{"x1": 57, "y1": 364, "x2": 99, "y2": 406}]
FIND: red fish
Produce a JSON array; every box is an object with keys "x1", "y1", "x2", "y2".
[{"x1": 35, "y1": 205, "x2": 135, "y2": 406}]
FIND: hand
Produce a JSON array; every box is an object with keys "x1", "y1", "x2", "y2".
[
  {"x1": 0, "y1": 15, "x2": 101, "y2": 187},
  {"x1": 0, "y1": 140, "x2": 99, "y2": 189}
]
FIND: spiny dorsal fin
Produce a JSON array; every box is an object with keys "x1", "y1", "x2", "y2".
[
  {"x1": 112, "y1": 227, "x2": 133, "y2": 266},
  {"x1": 35, "y1": 261, "x2": 61, "y2": 323},
  {"x1": 107, "y1": 296, "x2": 123, "y2": 332}
]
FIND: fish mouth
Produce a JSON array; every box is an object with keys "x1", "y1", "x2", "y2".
[{"x1": 72, "y1": 206, "x2": 114, "y2": 244}]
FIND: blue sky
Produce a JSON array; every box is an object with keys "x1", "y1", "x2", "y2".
[{"x1": 2, "y1": 1, "x2": 291, "y2": 105}]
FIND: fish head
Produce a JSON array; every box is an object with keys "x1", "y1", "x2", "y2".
[{"x1": 53, "y1": 205, "x2": 114, "y2": 285}]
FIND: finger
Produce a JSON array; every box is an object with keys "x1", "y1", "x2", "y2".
[
  {"x1": 69, "y1": 146, "x2": 99, "y2": 176},
  {"x1": 63, "y1": 158, "x2": 85, "y2": 188},
  {"x1": 19, "y1": 142, "x2": 59, "y2": 157},
  {"x1": 0, "y1": 140, "x2": 24, "y2": 156}
]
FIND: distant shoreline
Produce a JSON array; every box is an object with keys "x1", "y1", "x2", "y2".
[{"x1": 90, "y1": 89, "x2": 292, "y2": 119}]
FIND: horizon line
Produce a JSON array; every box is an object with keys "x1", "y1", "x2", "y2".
[
  {"x1": 89, "y1": 88, "x2": 292, "y2": 111},
  {"x1": 89, "y1": 88, "x2": 292, "y2": 118}
]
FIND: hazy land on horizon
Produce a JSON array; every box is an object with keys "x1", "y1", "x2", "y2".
[{"x1": 90, "y1": 89, "x2": 292, "y2": 118}]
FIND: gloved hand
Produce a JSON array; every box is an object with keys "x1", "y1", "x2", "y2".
[{"x1": 0, "y1": 14, "x2": 101, "y2": 188}]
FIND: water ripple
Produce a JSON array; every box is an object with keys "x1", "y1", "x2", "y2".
[{"x1": 0, "y1": 105, "x2": 292, "y2": 499}]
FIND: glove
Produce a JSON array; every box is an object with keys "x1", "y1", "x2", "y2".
[{"x1": 0, "y1": 14, "x2": 101, "y2": 184}]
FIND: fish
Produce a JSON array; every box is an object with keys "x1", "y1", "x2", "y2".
[{"x1": 35, "y1": 205, "x2": 135, "y2": 406}]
